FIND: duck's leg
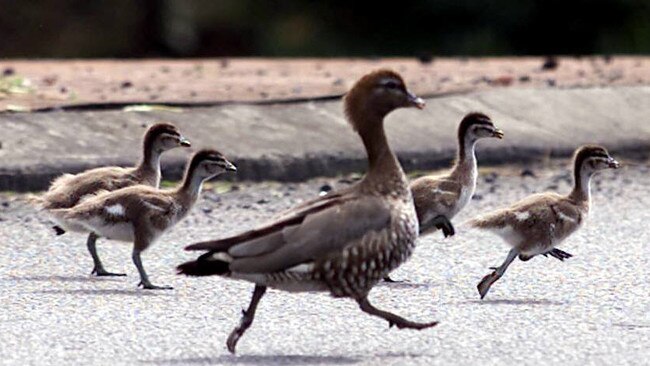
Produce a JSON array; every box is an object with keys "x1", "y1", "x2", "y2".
[
  {"x1": 132, "y1": 244, "x2": 172, "y2": 290},
  {"x1": 357, "y1": 296, "x2": 438, "y2": 330},
  {"x1": 478, "y1": 248, "x2": 518, "y2": 299},
  {"x1": 87, "y1": 233, "x2": 125, "y2": 277},
  {"x1": 431, "y1": 215, "x2": 455, "y2": 238},
  {"x1": 227, "y1": 285, "x2": 267, "y2": 354}
]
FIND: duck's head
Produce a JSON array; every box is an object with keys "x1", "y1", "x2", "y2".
[
  {"x1": 458, "y1": 112, "x2": 504, "y2": 144},
  {"x1": 145, "y1": 122, "x2": 191, "y2": 153},
  {"x1": 188, "y1": 149, "x2": 237, "y2": 181},
  {"x1": 574, "y1": 145, "x2": 620, "y2": 175},
  {"x1": 344, "y1": 69, "x2": 425, "y2": 131}
]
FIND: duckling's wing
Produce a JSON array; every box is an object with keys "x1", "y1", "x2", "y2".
[
  {"x1": 187, "y1": 195, "x2": 392, "y2": 274},
  {"x1": 410, "y1": 176, "x2": 461, "y2": 217}
]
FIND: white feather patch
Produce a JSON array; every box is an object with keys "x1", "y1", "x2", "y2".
[
  {"x1": 513, "y1": 211, "x2": 530, "y2": 221},
  {"x1": 287, "y1": 262, "x2": 314, "y2": 273},
  {"x1": 105, "y1": 204, "x2": 125, "y2": 216},
  {"x1": 557, "y1": 211, "x2": 576, "y2": 223},
  {"x1": 208, "y1": 252, "x2": 233, "y2": 262}
]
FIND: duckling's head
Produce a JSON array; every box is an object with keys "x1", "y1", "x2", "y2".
[
  {"x1": 145, "y1": 122, "x2": 191, "y2": 153},
  {"x1": 574, "y1": 145, "x2": 620, "y2": 175},
  {"x1": 344, "y1": 69, "x2": 425, "y2": 131},
  {"x1": 458, "y1": 112, "x2": 504, "y2": 144},
  {"x1": 188, "y1": 149, "x2": 237, "y2": 181}
]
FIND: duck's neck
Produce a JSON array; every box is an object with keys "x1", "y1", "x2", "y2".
[
  {"x1": 452, "y1": 136, "x2": 478, "y2": 185},
  {"x1": 177, "y1": 170, "x2": 205, "y2": 204},
  {"x1": 359, "y1": 117, "x2": 404, "y2": 185},
  {"x1": 569, "y1": 164, "x2": 592, "y2": 205},
  {"x1": 137, "y1": 142, "x2": 162, "y2": 186}
]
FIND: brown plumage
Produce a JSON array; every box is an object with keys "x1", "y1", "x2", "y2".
[
  {"x1": 469, "y1": 145, "x2": 620, "y2": 299},
  {"x1": 52, "y1": 149, "x2": 236, "y2": 289},
  {"x1": 383, "y1": 112, "x2": 503, "y2": 282},
  {"x1": 178, "y1": 69, "x2": 436, "y2": 353},
  {"x1": 31, "y1": 122, "x2": 191, "y2": 276}
]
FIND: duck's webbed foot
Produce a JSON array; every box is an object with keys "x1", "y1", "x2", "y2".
[
  {"x1": 357, "y1": 297, "x2": 438, "y2": 330},
  {"x1": 543, "y1": 248, "x2": 573, "y2": 261},
  {"x1": 432, "y1": 215, "x2": 455, "y2": 238}
]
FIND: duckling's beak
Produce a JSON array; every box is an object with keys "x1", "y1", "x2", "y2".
[
  {"x1": 607, "y1": 157, "x2": 620, "y2": 169},
  {"x1": 224, "y1": 161, "x2": 237, "y2": 172},
  {"x1": 492, "y1": 128, "x2": 504, "y2": 139},
  {"x1": 407, "y1": 91, "x2": 426, "y2": 109},
  {"x1": 179, "y1": 136, "x2": 191, "y2": 147}
]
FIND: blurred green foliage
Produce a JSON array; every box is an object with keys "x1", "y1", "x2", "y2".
[{"x1": 0, "y1": 0, "x2": 648, "y2": 57}]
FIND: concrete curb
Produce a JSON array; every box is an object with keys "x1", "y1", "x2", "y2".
[{"x1": 1, "y1": 86, "x2": 648, "y2": 191}]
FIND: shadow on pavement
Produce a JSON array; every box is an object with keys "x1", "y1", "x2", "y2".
[
  {"x1": 5, "y1": 275, "x2": 123, "y2": 283},
  {"x1": 466, "y1": 299, "x2": 564, "y2": 306},
  {"x1": 31, "y1": 289, "x2": 171, "y2": 297},
  {"x1": 143, "y1": 354, "x2": 360, "y2": 365}
]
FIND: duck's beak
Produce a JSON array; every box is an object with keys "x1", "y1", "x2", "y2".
[
  {"x1": 224, "y1": 161, "x2": 237, "y2": 172},
  {"x1": 407, "y1": 91, "x2": 426, "y2": 109},
  {"x1": 607, "y1": 157, "x2": 620, "y2": 169},
  {"x1": 492, "y1": 128, "x2": 504, "y2": 139},
  {"x1": 179, "y1": 136, "x2": 191, "y2": 147}
]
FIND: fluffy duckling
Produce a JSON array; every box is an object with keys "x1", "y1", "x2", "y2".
[
  {"x1": 178, "y1": 69, "x2": 436, "y2": 353},
  {"x1": 469, "y1": 145, "x2": 620, "y2": 299},
  {"x1": 52, "y1": 150, "x2": 236, "y2": 290},
  {"x1": 33, "y1": 122, "x2": 190, "y2": 276},
  {"x1": 384, "y1": 112, "x2": 503, "y2": 282}
]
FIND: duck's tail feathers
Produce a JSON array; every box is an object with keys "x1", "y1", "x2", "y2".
[{"x1": 177, "y1": 252, "x2": 231, "y2": 277}]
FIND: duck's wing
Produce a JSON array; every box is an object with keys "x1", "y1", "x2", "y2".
[{"x1": 186, "y1": 193, "x2": 392, "y2": 274}]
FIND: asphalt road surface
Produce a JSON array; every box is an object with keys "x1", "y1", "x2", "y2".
[{"x1": 1, "y1": 161, "x2": 648, "y2": 365}]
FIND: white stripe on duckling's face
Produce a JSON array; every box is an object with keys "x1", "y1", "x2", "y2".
[{"x1": 105, "y1": 204, "x2": 125, "y2": 217}]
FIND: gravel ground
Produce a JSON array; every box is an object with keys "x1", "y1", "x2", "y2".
[{"x1": 0, "y1": 160, "x2": 648, "y2": 365}]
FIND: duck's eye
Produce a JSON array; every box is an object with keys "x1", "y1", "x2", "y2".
[{"x1": 384, "y1": 81, "x2": 399, "y2": 89}]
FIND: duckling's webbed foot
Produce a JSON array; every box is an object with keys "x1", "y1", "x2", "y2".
[
  {"x1": 478, "y1": 248, "x2": 518, "y2": 299},
  {"x1": 227, "y1": 285, "x2": 267, "y2": 354},
  {"x1": 545, "y1": 248, "x2": 573, "y2": 261},
  {"x1": 432, "y1": 215, "x2": 455, "y2": 238},
  {"x1": 357, "y1": 297, "x2": 438, "y2": 330},
  {"x1": 91, "y1": 267, "x2": 126, "y2": 277},
  {"x1": 52, "y1": 225, "x2": 66, "y2": 236},
  {"x1": 137, "y1": 281, "x2": 173, "y2": 290}
]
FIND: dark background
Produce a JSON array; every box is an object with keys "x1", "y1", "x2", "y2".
[{"x1": 1, "y1": 0, "x2": 648, "y2": 58}]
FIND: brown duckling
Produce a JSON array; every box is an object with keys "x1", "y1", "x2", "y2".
[
  {"x1": 33, "y1": 122, "x2": 190, "y2": 276},
  {"x1": 469, "y1": 145, "x2": 620, "y2": 299},
  {"x1": 52, "y1": 149, "x2": 236, "y2": 289}
]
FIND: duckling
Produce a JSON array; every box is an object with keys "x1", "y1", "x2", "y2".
[
  {"x1": 51, "y1": 149, "x2": 236, "y2": 290},
  {"x1": 469, "y1": 145, "x2": 620, "y2": 299},
  {"x1": 178, "y1": 70, "x2": 437, "y2": 353},
  {"x1": 384, "y1": 112, "x2": 503, "y2": 282},
  {"x1": 33, "y1": 122, "x2": 190, "y2": 276}
]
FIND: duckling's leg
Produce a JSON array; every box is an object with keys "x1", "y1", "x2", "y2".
[
  {"x1": 357, "y1": 296, "x2": 438, "y2": 330},
  {"x1": 87, "y1": 233, "x2": 125, "y2": 277},
  {"x1": 132, "y1": 247, "x2": 173, "y2": 290},
  {"x1": 431, "y1": 215, "x2": 455, "y2": 238},
  {"x1": 477, "y1": 248, "x2": 518, "y2": 299},
  {"x1": 227, "y1": 285, "x2": 267, "y2": 354}
]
